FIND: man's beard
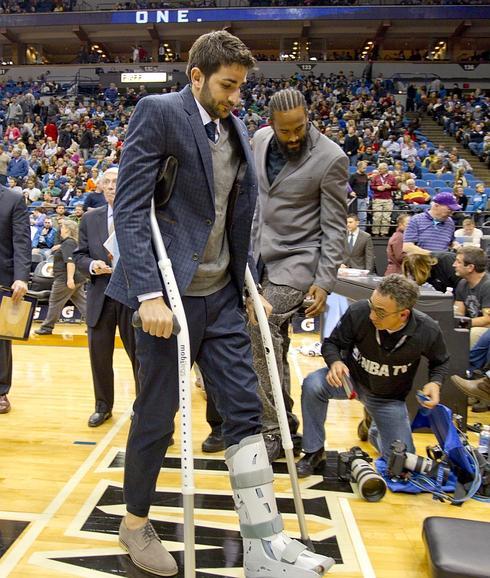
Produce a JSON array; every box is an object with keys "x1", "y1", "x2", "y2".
[
  {"x1": 275, "y1": 134, "x2": 308, "y2": 161},
  {"x1": 200, "y1": 82, "x2": 230, "y2": 120}
]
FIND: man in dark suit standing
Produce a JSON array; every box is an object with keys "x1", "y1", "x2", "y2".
[
  {"x1": 341, "y1": 215, "x2": 375, "y2": 272},
  {"x1": 0, "y1": 184, "x2": 31, "y2": 414},
  {"x1": 74, "y1": 167, "x2": 139, "y2": 428},
  {"x1": 106, "y1": 31, "x2": 331, "y2": 578}
]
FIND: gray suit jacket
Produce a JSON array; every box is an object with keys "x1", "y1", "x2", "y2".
[
  {"x1": 0, "y1": 185, "x2": 31, "y2": 288},
  {"x1": 252, "y1": 125, "x2": 348, "y2": 293},
  {"x1": 344, "y1": 229, "x2": 374, "y2": 272}
]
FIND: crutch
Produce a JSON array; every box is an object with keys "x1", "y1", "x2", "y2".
[
  {"x1": 244, "y1": 265, "x2": 314, "y2": 550},
  {"x1": 132, "y1": 196, "x2": 195, "y2": 578}
]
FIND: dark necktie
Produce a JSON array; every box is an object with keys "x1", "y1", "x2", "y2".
[
  {"x1": 349, "y1": 233, "x2": 354, "y2": 251},
  {"x1": 205, "y1": 121, "x2": 217, "y2": 143}
]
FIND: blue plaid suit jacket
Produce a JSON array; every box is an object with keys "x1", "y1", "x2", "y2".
[{"x1": 106, "y1": 85, "x2": 258, "y2": 309}]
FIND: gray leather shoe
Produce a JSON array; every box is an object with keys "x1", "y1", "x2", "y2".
[{"x1": 119, "y1": 518, "x2": 178, "y2": 576}]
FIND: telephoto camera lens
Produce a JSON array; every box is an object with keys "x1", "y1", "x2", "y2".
[
  {"x1": 350, "y1": 457, "x2": 387, "y2": 502},
  {"x1": 403, "y1": 453, "x2": 450, "y2": 484}
]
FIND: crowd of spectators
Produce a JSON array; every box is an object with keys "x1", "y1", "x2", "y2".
[
  {"x1": 428, "y1": 88, "x2": 490, "y2": 169},
  {"x1": 0, "y1": 69, "x2": 488, "y2": 272}
]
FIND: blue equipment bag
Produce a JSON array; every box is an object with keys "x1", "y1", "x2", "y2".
[{"x1": 375, "y1": 404, "x2": 486, "y2": 503}]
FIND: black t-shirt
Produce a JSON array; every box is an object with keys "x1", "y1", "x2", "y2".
[
  {"x1": 349, "y1": 172, "x2": 369, "y2": 198},
  {"x1": 428, "y1": 252, "x2": 460, "y2": 293},
  {"x1": 455, "y1": 273, "x2": 490, "y2": 318},
  {"x1": 53, "y1": 237, "x2": 85, "y2": 284}
]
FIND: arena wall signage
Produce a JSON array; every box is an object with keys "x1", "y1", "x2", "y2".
[
  {"x1": 117, "y1": 6, "x2": 490, "y2": 25},
  {"x1": 121, "y1": 72, "x2": 168, "y2": 83},
  {"x1": 1, "y1": 6, "x2": 489, "y2": 27}
]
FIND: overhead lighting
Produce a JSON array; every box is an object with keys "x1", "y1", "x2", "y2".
[
  {"x1": 93, "y1": 44, "x2": 99, "y2": 48},
  {"x1": 367, "y1": 41, "x2": 373, "y2": 45},
  {"x1": 163, "y1": 43, "x2": 169, "y2": 47},
  {"x1": 96, "y1": 49, "x2": 103, "y2": 54},
  {"x1": 293, "y1": 41, "x2": 299, "y2": 45}
]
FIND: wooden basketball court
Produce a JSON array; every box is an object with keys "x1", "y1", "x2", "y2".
[{"x1": 0, "y1": 323, "x2": 488, "y2": 578}]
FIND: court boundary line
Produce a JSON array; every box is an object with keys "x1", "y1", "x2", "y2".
[
  {"x1": 339, "y1": 496, "x2": 376, "y2": 578},
  {"x1": 0, "y1": 406, "x2": 132, "y2": 577}
]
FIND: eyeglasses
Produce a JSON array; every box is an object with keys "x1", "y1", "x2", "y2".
[{"x1": 368, "y1": 299, "x2": 405, "y2": 320}]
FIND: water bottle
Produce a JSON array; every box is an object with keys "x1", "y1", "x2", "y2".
[{"x1": 477, "y1": 425, "x2": 490, "y2": 456}]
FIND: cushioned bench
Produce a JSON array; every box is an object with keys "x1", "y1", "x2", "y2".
[{"x1": 423, "y1": 516, "x2": 490, "y2": 578}]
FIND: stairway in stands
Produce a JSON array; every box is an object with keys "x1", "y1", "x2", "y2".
[{"x1": 417, "y1": 114, "x2": 490, "y2": 186}]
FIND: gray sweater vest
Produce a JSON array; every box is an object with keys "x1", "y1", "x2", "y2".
[{"x1": 185, "y1": 119, "x2": 241, "y2": 296}]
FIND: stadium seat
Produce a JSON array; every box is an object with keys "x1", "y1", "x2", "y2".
[
  {"x1": 431, "y1": 180, "x2": 448, "y2": 189},
  {"x1": 423, "y1": 517, "x2": 490, "y2": 578}
]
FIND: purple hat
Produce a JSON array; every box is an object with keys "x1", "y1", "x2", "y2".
[{"x1": 433, "y1": 192, "x2": 461, "y2": 211}]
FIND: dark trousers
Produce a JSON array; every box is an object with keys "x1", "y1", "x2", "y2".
[
  {"x1": 0, "y1": 339, "x2": 12, "y2": 395},
  {"x1": 88, "y1": 297, "x2": 139, "y2": 413},
  {"x1": 125, "y1": 282, "x2": 262, "y2": 517}
]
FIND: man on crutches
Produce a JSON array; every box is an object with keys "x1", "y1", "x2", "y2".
[{"x1": 106, "y1": 30, "x2": 333, "y2": 578}]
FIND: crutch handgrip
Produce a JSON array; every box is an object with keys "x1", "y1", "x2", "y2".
[{"x1": 132, "y1": 310, "x2": 181, "y2": 335}]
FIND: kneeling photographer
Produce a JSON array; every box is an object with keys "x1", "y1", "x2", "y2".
[{"x1": 296, "y1": 274, "x2": 450, "y2": 478}]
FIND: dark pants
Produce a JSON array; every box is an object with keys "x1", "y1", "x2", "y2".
[
  {"x1": 125, "y1": 282, "x2": 262, "y2": 517},
  {"x1": 88, "y1": 297, "x2": 139, "y2": 413},
  {"x1": 0, "y1": 339, "x2": 12, "y2": 395}
]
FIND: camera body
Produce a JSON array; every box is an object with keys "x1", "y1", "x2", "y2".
[
  {"x1": 388, "y1": 440, "x2": 450, "y2": 484},
  {"x1": 337, "y1": 446, "x2": 387, "y2": 502},
  {"x1": 338, "y1": 446, "x2": 371, "y2": 481}
]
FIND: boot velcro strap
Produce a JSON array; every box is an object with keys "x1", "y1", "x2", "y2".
[
  {"x1": 229, "y1": 465, "x2": 274, "y2": 490},
  {"x1": 281, "y1": 540, "x2": 308, "y2": 563},
  {"x1": 240, "y1": 515, "x2": 284, "y2": 539}
]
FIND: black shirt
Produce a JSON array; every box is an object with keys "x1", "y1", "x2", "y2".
[
  {"x1": 266, "y1": 138, "x2": 287, "y2": 186},
  {"x1": 322, "y1": 300, "x2": 449, "y2": 400},
  {"x1": 349, "y1": 172, "x2": 369, "y2": 199},
  {"x1": 428, "y1": 252, "x2": 460, "y2": 293},
  {"x1": 53, "y1": 237, "x2": 85, "y2": 284}
]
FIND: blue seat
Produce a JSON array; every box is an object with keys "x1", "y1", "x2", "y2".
[
  {"x1": 424, "y1": 174, "x2": 440, "y2": 181},
  {"x1": 85, "y1": 159, "x2": 97, "y2": 167},
  {"x1": 431, "y1": 180, "x2": 448, "y2": 189},
  {"x1": 415, "y1": 179, "x2": 428, "y2": 188},
  {"x1": 348, "y1": 165, "x2": 356, "y2": 174}
]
